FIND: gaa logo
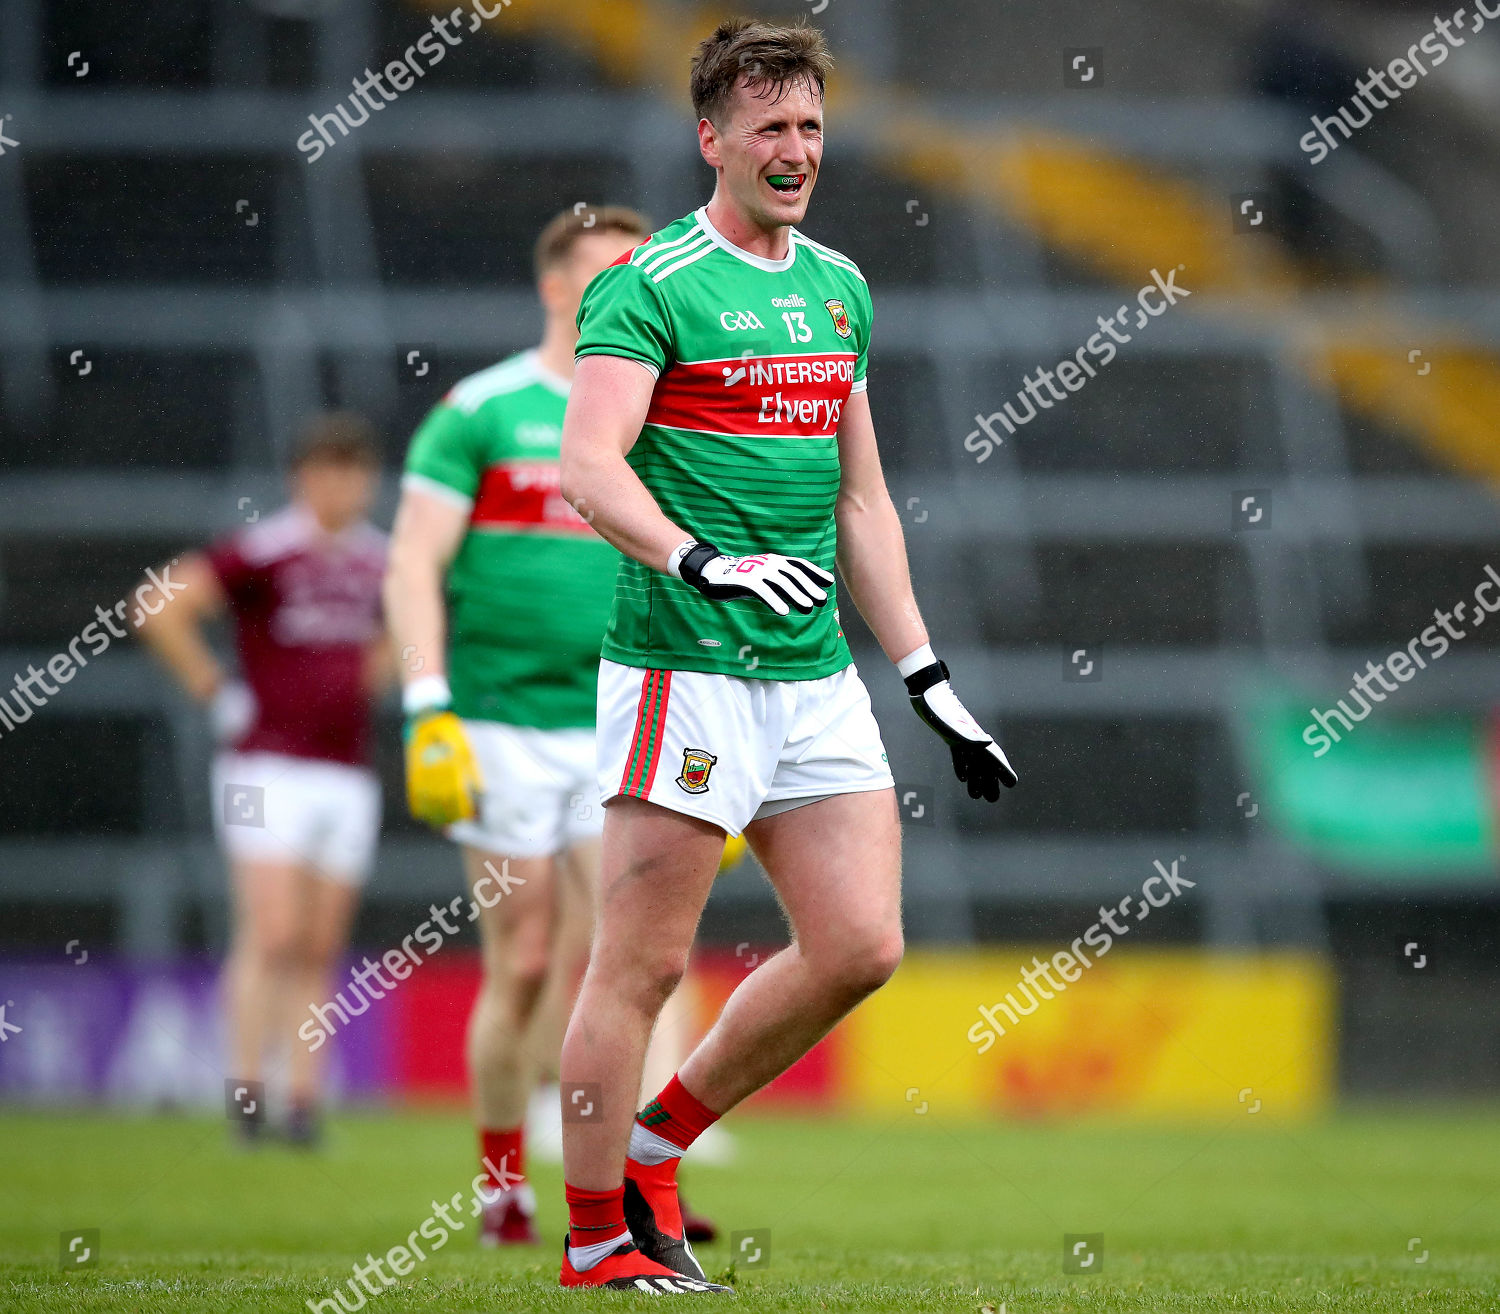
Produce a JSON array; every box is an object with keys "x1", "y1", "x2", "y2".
[{"x1": 719, "y1": 310, "x2": 765, "y2": 331}]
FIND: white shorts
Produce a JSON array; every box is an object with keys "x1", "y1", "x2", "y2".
[
  {"x1": 597, "y1": 659, "x2": 895, "y2": 836},
  {"x1": 447, "y1": 721, "x2": 605, "y2": 859},
  {"x1": 212, "y1": 752, "x2": 382, "y2": 885}
]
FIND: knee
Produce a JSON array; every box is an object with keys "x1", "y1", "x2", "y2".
[
  {"x1": 823, "y1": 927, "x2": 904, "y2": 1000},
  {"x1": 483, "y1": 946, "x2": 550, "y2": 1003},
  {"x1": 853, "y1": 929, "x2": 905, "y2": 995},
  {"x1": 300, "y1": 935, "x2": 344, "y2": 978},
  {"x1": 512, "y1": 950, "x2": 551, "y2": 999},
  {"x1": 248, "y1": 926, "x2": 301, "y2": 975},
  {"x1": 599, "y1": 945, "x2": 688, "y2": 1017},
  {"x1": 645, "y1": 952, "x2": 689, "y2": 1007}
]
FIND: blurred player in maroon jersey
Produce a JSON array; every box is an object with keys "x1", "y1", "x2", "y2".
[{"x1": 139, "y1": 414, "x2": 389, "y2": 1144}]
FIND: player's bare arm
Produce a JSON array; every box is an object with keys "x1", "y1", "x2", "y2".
[
  {"x1": 135, "y1": 551, "x2": 227, "y2": 702},
  {"x1": 559, "y1": 353, "x2": 684, "y2": 570},
  {"x1": 834, "y1": 391, "x2": 1018, "y2": 798},
  {"x1": 362, "y1": 632, "x2": 398, "y2": 697},
  {"x1": 833, "y1": 390, "x2": 929, "y2": 662},
  {"x1": 562, "y1": 356, "x2": 835, "y2": 618},
  {"x1": 384, "y1": 486, "x2": 471, "y2": 686},
  {"x1": 384, "y1": 486, "x2": 484, "y2": 826}
]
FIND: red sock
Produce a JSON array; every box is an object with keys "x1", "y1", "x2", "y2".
[
  {"x1": 566, "y1": 1181, "x2": 626, "y2": 1249},
  {"x1": 480, "y1": 1127, "x2": 524, "y2": 1189},
  {"x1": 634, "y1": 1074, "x2": 721, "y2": 1153}
]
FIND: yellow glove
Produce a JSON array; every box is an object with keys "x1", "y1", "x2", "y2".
[
  {"x1": 404, "y1": 709, "x2": 483, "y2": 827},
  {"x1": 719, "y1": 833, "x2": 749, "y2": 871}
]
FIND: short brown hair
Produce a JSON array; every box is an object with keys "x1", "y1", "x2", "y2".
[
  {"x1": 690, "y1": 18, "x2": 833, "y2": 127},
  {"x1": 291, "y1": 411, "x2": 380, "y2": 469},
  {"x1": 533, "y1": 205, "x2": 652, "y2": 281}
]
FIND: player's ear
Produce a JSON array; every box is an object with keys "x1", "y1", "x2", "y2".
[
  {"x1": 537, "y1": 266, "x2": 567, "y2": 316},
  {"x1": 697, "y1": 116, "x2": 722, "y2": 170}
]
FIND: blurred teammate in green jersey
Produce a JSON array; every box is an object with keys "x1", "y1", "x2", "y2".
[{"x1": 385, "y1": 206, "x2": 726, "y2": 1246}]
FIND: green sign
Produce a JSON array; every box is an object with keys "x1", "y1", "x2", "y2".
[{"x1": 1248, "y1": 696, "x2": 1495, "y2": 879}]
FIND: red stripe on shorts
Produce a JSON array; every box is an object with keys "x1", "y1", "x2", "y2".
[
  {"x1": 619, "y1": 670, "x2": 657, "y2": 796},
  {"x1": 639, "y1": 671, "x2": 672, "y2": 796}
]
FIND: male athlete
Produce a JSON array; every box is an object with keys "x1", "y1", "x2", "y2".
[
  {"x1": 385, "y1": 206, "x2": 721, "y2": 1245},
  {"x1": 138, "y1": 415, "x2": 388, "y2": 1145},
  {"x1": 555, "y1": 18, "x2": 1018, "y2": 1293}
]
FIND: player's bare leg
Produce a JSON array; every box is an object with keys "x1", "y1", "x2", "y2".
[
  {"x1": 464, "y1": 845, "x2": 559, "y2": 1243},
  {"x1": 525, "y1": 837, "x2": 704, "y2": 1100},
  {"x1": 559, "y1": 798, "x2": 728, "y2": 1287},
  {"x1": 641, "y1": 970, "x2": 695, "y2": 1099},
  {"x1": 520, "y1": 837, "x2": 597, "y2": 1087},
  {"x1": 611, "y1": 789, "x2": 900, "y2": 1281},
  {"x1": 636, "y1": 968, "x2": 721, "y2": 1244},
  {"x1": 549, "y1": 834, "x2": 723, "y2": 1242},
  {"x1": 281, "y1": 868, "x2": 360, "y2": 1142},
  {"x1": 521, "y1": 833, "x2": 719, "y2": 1244},
  {"x1": 679, "y1": 788, "x2": 902, "y2": 1108},
  {"x1": 559, "y1": 800, "x2": 723, "y2": 1192},
  {"x1": 223, "y1": 857, "x2": 303, "y2": 1138}
]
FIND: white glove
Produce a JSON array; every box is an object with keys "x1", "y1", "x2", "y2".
[
  {"x1": 669, "y1": 539, "x2": 833, "y2": 617},
  {"x1": 904, "y1": 657, "x2": 1018, "y2": 800}
]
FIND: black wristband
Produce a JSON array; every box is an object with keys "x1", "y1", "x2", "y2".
[
  {"x1": 678, "y1": 541, "x2": 721, "y2": 589},
  {"x1": 902, "y1": 659, "x2": 950, "y2": 698}
]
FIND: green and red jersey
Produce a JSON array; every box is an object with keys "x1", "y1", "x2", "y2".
[
  {"x1": 402, "y1": 350, "x2": 617, "y2": 728},
  {"x1": 575, "y1": 206, "x2": 872, "y2": 681}
]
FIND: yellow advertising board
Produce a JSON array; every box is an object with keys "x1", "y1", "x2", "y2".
[{"x1": 835, "y1": 950, "x2": 1333, "y2": 1120}]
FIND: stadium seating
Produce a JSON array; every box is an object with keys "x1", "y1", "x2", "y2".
[{"x1": 3, "y1": 0, "x2": 1498, "y2": 1094}]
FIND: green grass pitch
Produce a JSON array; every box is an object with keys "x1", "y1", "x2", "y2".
[{"x1": 1, "y1": 1107, "x2": 1496, "y2": 1311}]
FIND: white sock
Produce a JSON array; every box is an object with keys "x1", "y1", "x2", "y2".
[
  {"x1": 484, "y1": 1181, "x2": 536, "y2": 1214},
  {"x1": 628, "y1": 1120, "x2": 686, "y2": 1166},
  {"x1": 568, "y1": 1227, "x2": 632, "y2": 1272}
]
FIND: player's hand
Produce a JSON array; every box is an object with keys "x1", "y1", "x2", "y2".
[
  {"x1": 404, "y1": 709, "x2": 483, "y2": 827},
  {"x1": 904, "y1": 658, "x2": 1018, "y2": 801},
  {"x1": 673, "y1": 539, "x2": 833, "y2": 617}
]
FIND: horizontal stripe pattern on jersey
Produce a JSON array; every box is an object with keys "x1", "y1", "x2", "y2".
[
  {"x1": 576, "y1": 208, "x2": 872, "y2": 681},
  {"x1": 616, "y1": 427, "x2": 848, "y2": 679},
  {"x1": 403, "y1": 350, "x2": 617, "y2": 729}
]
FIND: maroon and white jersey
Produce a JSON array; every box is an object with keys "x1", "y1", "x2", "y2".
[{"x1": 206, "y1": 505, "x2": 387, "y2": 766}]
